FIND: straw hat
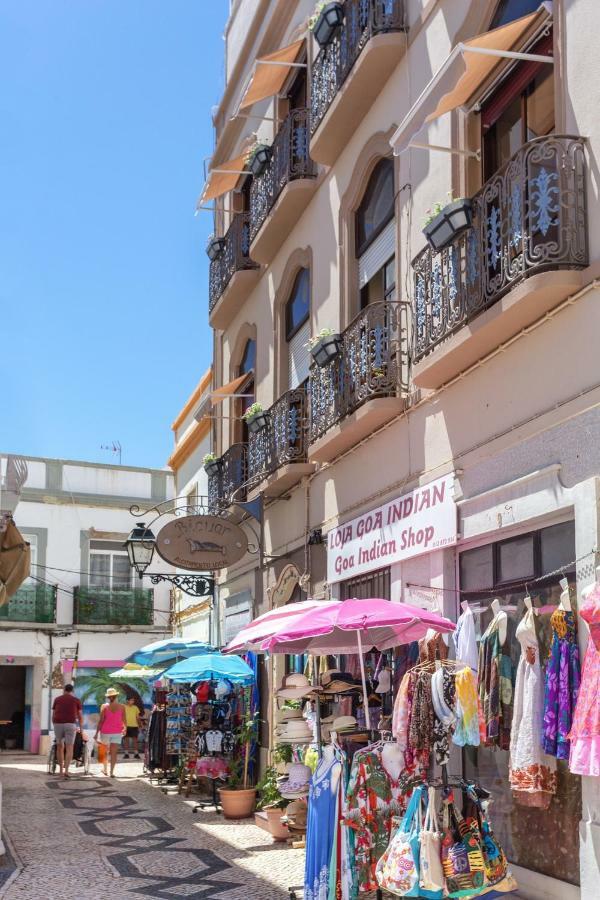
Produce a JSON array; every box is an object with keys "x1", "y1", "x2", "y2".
[
  {"x1": 277, "y1": 707, "x2": 303, "y2": 724},
  {"x1": 320, "y1": 669, "x2": 359, "y2": 693},
  {"x1": 278, "y1": 718, "x2": 313, "y2": 742},
  {"x1": 279, "y1": 763, "x2": 311, "y2": 798},
  {"x1": 276, "y1": 673, "x2": 320, "y2": 699},
  {"x1": 332, "y1": 715, "x2": 357, "y2": 733},
  {"x1": 105, "y1": 687, "x2": 119, "y2": 698}
]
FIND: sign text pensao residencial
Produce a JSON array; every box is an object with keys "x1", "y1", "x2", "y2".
[{"x1": 327, "y1": 474, "x2": 457, "y2": 583}]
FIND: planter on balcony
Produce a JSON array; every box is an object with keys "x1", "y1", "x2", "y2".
[
  {"x1": 422, "y1": 199, "x2": 472, "y2": 253},
  {"x1": 245, "y1": 410, "x2": 271, "y2": 435},
  {"x1": 312, "y1": 2, "x2": 345, "y2": 48},
  {"x1": 204, "y1": 459, "x2": 222, "y2": 478},
  {"x1": 310, "y1": 333, "x2": 341, "y2": 367},
  {"x1": 248, "y1": 145, "x2": 272, "y2": 178},
  {"x1": 206, "y1": 236, "x2": 226, "y2": 261}
]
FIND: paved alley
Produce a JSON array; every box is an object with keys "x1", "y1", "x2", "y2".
[{"x1": 0, "y1": 755, "x2": 304, "y2": 900}]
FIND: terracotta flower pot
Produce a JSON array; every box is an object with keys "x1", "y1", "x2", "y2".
[
  {"x1": 218, "y1": 787, "x2": 257, "y2": 819},
  {"x1": 254, "y1": 807, "x2": 290, "y2": 841}
]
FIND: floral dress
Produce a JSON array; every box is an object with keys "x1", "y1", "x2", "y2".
[
  {"x1": 542, "y1": 607, "x2": 580, "y2": 760},
  {"x1": 478, "y1": 614, "x2": 514, "y2": 749},
  {"x1": 568, "y1": 585, "x2": 600, "y2": 776},
  {"x1": 305, "y1": 752, "x2": 341, "y2": 900}
]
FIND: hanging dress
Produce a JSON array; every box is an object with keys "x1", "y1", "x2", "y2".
[
  {"x1": 568, "y1": 584, "x2": 600, "y2": 777},
  {"x1": 305, "y1": 751, "x2": 341, "y2": 900},
  {"x1": 478, "y1": 613, "x2": 514, "y2": 749},
  {"x1": 453, "y1": 605, "x2": 479, "y2": 673},
  {"x1": 542, "y1": 607, "x2": 580, "y2": 760},
  {"x1": 509, "y1": 609, "x2": 557, "y2": 808}
]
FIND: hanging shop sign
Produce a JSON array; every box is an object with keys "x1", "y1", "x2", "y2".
[
  {"x1": 268, "y1": 562, "x2": 301, "y2": 607},
  {"x1": 155, "y1": 515, "x2": 248, "y2": 571},
  {"x1": 327, "y1": 474, "x2": 457, "y2": 583}
]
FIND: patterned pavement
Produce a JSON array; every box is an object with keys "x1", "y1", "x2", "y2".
[{"x1": 0, "y1": 754, "x2": 304, "y2": 900}]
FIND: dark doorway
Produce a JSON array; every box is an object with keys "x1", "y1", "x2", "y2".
[{"x1": 0, "y1": 665, "x2": 26, "y2": 749}]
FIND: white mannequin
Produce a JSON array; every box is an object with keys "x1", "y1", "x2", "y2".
[
  {"x1": 491, "y1": 597, "x2": 508, "y2": 645},
  {"x1": 381, "y1": 742, "x2": 404, "y2": 781},
  {"x1": 461, "y1": 599, "x2": 470, "y2": 613},
  {"x1": 524, "y1": 594, "x2": 537, "y2": 615},
  {"x1": 558, "y1": 577, "x2": 572, "y2": 612}
]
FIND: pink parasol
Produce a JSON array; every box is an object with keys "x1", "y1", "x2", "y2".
[
  {"x1": 222, "y1": 598, "x2": 339, "y2": 654},
  {"x1": 263, "y1": 597, "x2": 455, "y2": 729}
]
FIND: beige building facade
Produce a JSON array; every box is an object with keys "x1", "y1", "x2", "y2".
[{"x1": 203, "y1": 1, "x2": 600, "y2": 895}]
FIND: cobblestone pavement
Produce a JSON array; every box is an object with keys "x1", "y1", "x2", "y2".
[{"x1": 0, "y1": 754, "x2": 304, "y2": 900}]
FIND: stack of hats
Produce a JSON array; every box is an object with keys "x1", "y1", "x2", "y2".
[
  {"x1": 331, "y1": 715, "x2": 358, "y2": 734},
  {"x1": 319, "y1": 669, "x2": 360, "y2": 694},
  {"x1": 277, "y1": 715, "x2": 314, "y2": 744},
  {"x1": 278, "y1": 763, "x2": 312, "y2": 799},
  {"x1": 282, "y1": 799, "x2": 308, "y2": 836},
  {"x1": 276, "y1": 674, "x2": 319, "y2": 699}
]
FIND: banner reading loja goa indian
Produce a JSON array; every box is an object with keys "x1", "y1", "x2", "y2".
[{"x1": 327, "y1": 474, "x2": 457, "y2": 584}]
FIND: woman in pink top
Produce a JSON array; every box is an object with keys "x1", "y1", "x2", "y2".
[{"x1": 94, "y1": 687, "x2": 127, "y2": 776}]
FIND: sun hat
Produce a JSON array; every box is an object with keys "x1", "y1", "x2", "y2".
[
  {"x1": 276, "y1": 673, "x2": 320, "y2": 699},
  {"x1": 320, "y1": 669, "x2": 359, "y2": 693},
  {"x1": 332, "y1": 715, "x2": 357, "y2": 733},
  {"x1": 277, "y1": 707, "x2": 304, "y2": 724},
  {"x1": 278, "y1": 763, "x2": 311, "y2": 798},
  {"x1": 278, "y1": 719, "x2": 313, "y2": 742},
  {"x1": 105, "y1": 687, "x2": 119, "y2": 698}
]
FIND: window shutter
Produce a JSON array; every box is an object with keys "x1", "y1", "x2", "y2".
[
  {"x1": 358, "y1": 218, "x2": 395, "y2": 287},
  {"x1": 288, "y1": 319, "x2": 311, "y2": 389}
]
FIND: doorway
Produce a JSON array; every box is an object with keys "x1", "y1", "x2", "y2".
[{"x1": 0, "y1": 664, "x2": 26, "y2": 750}]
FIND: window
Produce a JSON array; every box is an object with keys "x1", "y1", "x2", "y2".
[
  {"x1": 21, "y1": 533, "x2": 38, "y2": 584},
  {"x1": 339, "y1": 566, "x2": 390, "y2": 600},
  {"x1": 236, "y1": 338, "x2": 256, "y2": 443},
  {"x1": 89, "y1": 541, "x2": 132, "y2": 590},
  {"x1": 356, "y1": 158, "x2": 395, "y2": 256},
  {"x1": 491, "y1": 0, "x2": 542, "y2": 28},
  {"x1": 286, "y1": 268, "x2": 310, "y2": 389}
]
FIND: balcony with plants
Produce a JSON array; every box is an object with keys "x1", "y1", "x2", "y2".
[
  {"x1": 411, "y1": 135, "x2": 588, "y2": 389},
  {"x1": 208, "y1": 212, "x2": 260, "y2": 330},
  {"x1": 73, "y1": 586, "x2": 154, "y2": 626},
  {"x1": 248, "y1": 108, "x2": 317, "y2": 264},
  {"x1": 309, "y1": 0, "x2": 406, "y2": 166},
  {"x1": 206, "y1": 442, "x2": 248, "y2": 510},
  {"x1": 246, "y1": 387, "x2": 315, "y2": 498},
  {"x1": 0, "y1": 582, "x2": 56, "y2": 624},
  {"x1": 308, "y1": 302, "x2": 405, "y2": 462}
]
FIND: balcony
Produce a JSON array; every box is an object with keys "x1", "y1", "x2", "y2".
[
  {"x1": 308, "y1": 302, "x2": 405, "y2": 462},
  {"x1": 207, "y1": 442, "x2": 248, "y2": 510},
  {"x1": 310, "y1": 0, "x2": 406, "y2": 166},
  {"x1": 412, "y1": 136, "x2": 588, "y2": 389},
  {"x1": 249, "y1": 109, "x2": 317, "y2": 263},
  {"x1": 0, "y1": 583, "x2": 56, "y2": 624},
  {"x1": 209, "y1": 213, "x2": 260, "y2": 330},
  {"x1": 247, "y1": 387, "x2": 316, "y2": 498},
  {"x1": 73, "y1": 586, "x2": 154, "y2": 626}
]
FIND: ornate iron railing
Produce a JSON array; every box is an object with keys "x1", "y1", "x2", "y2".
[
  {"x1": 249, "y1": 109, "x2": 316, "y2": 242},
  {"x1": 309, "y1": 302, "x2": 403, "y2": 443},
  {"x1": 412, "y1": 136, "x2": 588, "y2": 361},
  {"x1": 207, "y1": 442, "x2": 248, "y2": 509},
  {"x1": 73, "y1": 587, "x2": 154, "y2": 626},
  {"x1": 248, "y1": 387, "x2": 308, "y2": 483},
  {"x1": 310, "y1": 0, "x2": 405, "y2": 135},
  {"x1": 209, "y1": 212, "x2": 259, "y2": 312},
  {"x1": 0, "y1": 583, "x2": 56, "y2": 623}
]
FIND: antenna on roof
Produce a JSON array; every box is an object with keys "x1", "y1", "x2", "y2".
[{"x1": 100, "y1": 441, "x2": 122, "y2": 465}]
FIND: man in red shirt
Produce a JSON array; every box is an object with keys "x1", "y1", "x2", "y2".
[{"x1": 52, "y1": 684, "x2": 84, "y2": 778}]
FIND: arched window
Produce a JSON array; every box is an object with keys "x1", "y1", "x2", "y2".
[
  {"x1": 285, "y1": 269, "x2": 310, "y2": 389},
  {"x1": 356, "y1": 158, "x2": 394, "y2": 256},
  {"x1": 491, "y1": 0, "x2": 540, "y2": 28},
  {"x1": 236, "y1": 338, "x2": 256, "y2": 442}
]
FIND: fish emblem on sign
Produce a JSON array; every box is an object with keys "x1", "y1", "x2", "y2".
[{"x1": 155, "y1": 515, "x2": 248, "y2": 571}]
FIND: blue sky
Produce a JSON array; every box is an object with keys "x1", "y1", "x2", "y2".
[{"x1": 0, "y1": 1, "x2": 228, "y2": 469}]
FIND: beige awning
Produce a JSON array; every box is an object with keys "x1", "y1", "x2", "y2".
[
  {"x1": 199, "y1": 153, "x2": 248, "y2": 206},
  {"x1": 210, "y1": 372, "x2": 253, "y2": 406},
  {"x1": 0, "y1": 520, "x2": 31, "y2": 607},
  {"x1": 239, "y1": 39, "x2": 305, "y2": 110},
  {"x1": 390, "y1": 4, "x2": 552, "y2": 155}
]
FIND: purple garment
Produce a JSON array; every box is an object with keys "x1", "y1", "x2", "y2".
[{"x1": 542, "y1": 609, "x2": 580, "y2": 759}]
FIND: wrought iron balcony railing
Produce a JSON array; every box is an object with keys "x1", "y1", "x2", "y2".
[
  {"x1": 209, "y1": 213, "x2": 259, "y2": 313},
  {"x1": 73, "y1": 586, "x2": 154, "y2": 626},
  {"x1": 0, "y1": 583, "x2": 56, "y2": 623},
  {"x1": 310, "y1": 0, "x2": 405, "y2": 135},
  {"x1": 248, "y1": 387, "x2": 308, "y2": 483},
  {"x1": 207, "y1": 442, "x2": 248, "y2": 509},
  {"x1": 412, "y1": 135, "x2": 588, "y2": 362},
  {"x1": 249, "y1": 109, "x2": 316, "y2": 243},
  {"x1": 309, "y1": 301, "x2": 403, "y2": 443}
]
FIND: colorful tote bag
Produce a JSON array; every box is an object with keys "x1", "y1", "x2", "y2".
[
  {"x1": 466, "y1": 788, "x2": 508, "y2": 888},
  {"x1": 420, "y1": 787, "x2": 445, "y2": 892},
  {"x1": 441, "y1": 797, "x2": 487, "y2": 898}
]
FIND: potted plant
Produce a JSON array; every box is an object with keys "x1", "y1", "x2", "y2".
[
  {"x1": 307, "y1": 328, "x2": 342, "y2": 367},
  {"x1": 206, "y1": 234, "x2": 226, "y2": 261},
  {"x1": 242, "y1": 402, "x2": 271, "y2": 435},
  {"x1": 309, "y1": 2, "x2": 344, "y2": 48},
  {"x1": 422, "y1": 192, "x2": 473, "y2": 253},
  {"x1": 218, "y1": 712, "x2": 259, "y2": 819},
  {"x1": 254, "y1": 765, "x2": 289, "y2": 840},
  {"x1": 245, "y1": 142, "x2": 272, "y2": 178},
  {"x1": 203, "y1": 453, "x2": 221, "y2": 478}
]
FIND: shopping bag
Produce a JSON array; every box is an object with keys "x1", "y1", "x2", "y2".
[
  {"x1": 97, "y1": 741, "x2": 107, "y2": 765},
  {"x1": 420, "y1": 787, "x2": 444, "y2": 892},
  {"x1": 441, "y1": 797, "x2": 486, "y2": 898},
  {"x1": 466, "y1": 787, "x2": 508, "y2": 888},
  {"x1": 375, "y1": 787, "x2": 422, "y2": 896}
]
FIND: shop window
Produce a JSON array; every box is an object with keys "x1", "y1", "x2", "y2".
[
  {"x1": 491, "y1": 0, "x2": 543, "y2": 28},
  {"x1": 89, "y1": 541, "x2": 132, "y2": 590},
  {"x1": 339, "y1": 566, "x2": 390, "y2": 601},
  {"x1": 459, "y1": 520, "x2": 581, "y2": 886},
  {"x1": 285, "y1": 268, "x2": 310, "y2": 389}
]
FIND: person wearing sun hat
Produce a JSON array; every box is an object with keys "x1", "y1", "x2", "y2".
[{"x1": 94, "y1": 687, "x2": 127, "y2": 777}]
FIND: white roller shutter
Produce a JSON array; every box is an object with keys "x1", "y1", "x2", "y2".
[
  {"x1": 358, "y1": 218, "x2": 396, "y2": 287},
  {"x1": 288, "y1": 319, "x2": 311, "y2": 389}
]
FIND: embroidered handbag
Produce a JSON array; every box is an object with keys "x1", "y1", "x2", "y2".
[
  {"x1": 420, "y1": 787, "x2": 445, "y2": 892},
  {"x1": 466, "y1": 787, "x2": 508, "y2": 888},
  {"x1": 441, "y1": 796, "x2": 487, "y2": 898}
]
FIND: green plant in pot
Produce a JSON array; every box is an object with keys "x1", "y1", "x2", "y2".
[
  {"x1": 218, "y1": 711, "x2": 259, "y2": 819},
  {"x1": 255, "y1": 763, "x2": 290, "y2": 840},
  {"x1": 203, "y1": 452, "x2": 221, "y2": 478},
  {"x1": 242, "y1": 402, "x2": 271, "y2": 435}
]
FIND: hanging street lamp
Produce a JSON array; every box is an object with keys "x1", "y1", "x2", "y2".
[{"x1": 124, "y1": 522, "x2": 214, "y2": 598}]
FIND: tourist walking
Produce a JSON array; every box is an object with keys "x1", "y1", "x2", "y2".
[
  {"x1": 123, "y1": 696, "x2": 143, "y2": 759},
  {"x1": 51, "y1": 683, "x2": 85, "y2": 779},
  {"x1": 94, "y1": 687, "x2": 126, "y2": 777}
]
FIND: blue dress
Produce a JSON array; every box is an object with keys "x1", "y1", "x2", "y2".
[{"x1": 304, "y1": 752, "x2": 341, "y2": 900}]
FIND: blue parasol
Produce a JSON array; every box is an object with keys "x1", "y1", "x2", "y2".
[
  {"x1": 124, "y1": 638, "x2": 213, "y2": 667},
  {"x1": 161, "y1": 652, "x2": 255, "y2": 685}
]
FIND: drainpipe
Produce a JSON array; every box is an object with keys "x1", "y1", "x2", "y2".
[{"x1": 46, "y1": 630, "x2": 53, "y2": 737}]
